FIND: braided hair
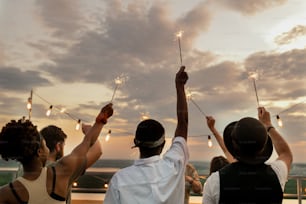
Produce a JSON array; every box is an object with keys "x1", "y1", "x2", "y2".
[{"x1": 0, "y1": 119, "x2": 41, "y2": 164}]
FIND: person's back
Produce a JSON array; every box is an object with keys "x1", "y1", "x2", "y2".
[
  {"x1": 203, "y1": 107, "x2": 293, "y2": 204},
  {"x1": 107, "y1": 138, "x2": 188, "y2": 203},
  {"x1": 0, "y1": 103, "x2": 113, "y2": 204},
  {"x1": 218, "y1": 162, "x2": 283, "y2": 203},
  {"x1": 104, "y1": 66, "x2": 189, "y2": 204}
]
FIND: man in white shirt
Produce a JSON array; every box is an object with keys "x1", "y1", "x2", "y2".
[
  {"x1": 203, "y1": 107, "x2": 293, "y2": 204},
  {"x1": 104, "y1": 66, "x2": 189, "y2": 204}
]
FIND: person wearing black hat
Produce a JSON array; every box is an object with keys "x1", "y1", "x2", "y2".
[
  {"x1": 202, "y1": 107, "x2": 293, "y2": 204},
  {"x1": 104, "y1": 66, "x2": 189, "y2": 204}
]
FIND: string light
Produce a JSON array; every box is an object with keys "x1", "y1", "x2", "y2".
[
  {"x1": 105, "y1": 129, "x2": 111, "y2": 142},
  {"x1": 27, "y1": 90, "x2": 88, "y2": 130},
  {"x1": 27, "y1": 89, "x2": 33, "y2": 120},
  {"x1": 208, "y1": 135, "x2": 213, "y2": 148},
  {"x1": 46, "y1": 105, "x2": 53, "y2": 116},
  {"x1": 273, "y1": 98, "x2": 306, "y2": 127},
  {"x1": 75, "y1": 119, "x2": 81, "y2": 130},
  {"x1": 276, "y1": 115, "x2": 283, "y2": 127}
]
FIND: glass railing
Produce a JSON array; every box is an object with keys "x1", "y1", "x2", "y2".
[{"x1": 1, "y1": 167, "x2": 305, "y2": 203}]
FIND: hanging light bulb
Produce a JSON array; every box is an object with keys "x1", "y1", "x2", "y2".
[
  {"x1": 75, "y1": 119, "x2": 81, "y2": 130},
  {"x1": 105, "y1": 129, "x2": 111, "y2": 142},
  {"x1": 276, "y1": 115, "x2": 283, "y2": 127},
  {"x1": 208, "y1": 135, "x2": 213, "y2": 148},
  {"x1": 27, "y1": 97, "x2": 32, "y2": 110},
  {"x1": 46, "y1": 105, "x2": 53, "y2": 116}
]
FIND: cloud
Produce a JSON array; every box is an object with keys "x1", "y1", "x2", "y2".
[
  {"x1": 35, "y1": 0, "x2": 83, "y2": 39},
  {"x1": 211, "y1": 0, "x2": 287, "y2": 15},
  {"x1": 39, "y1": 0, "x2": 213, "y2": 83},
  {"x1": 274, "y1": 25, "x2": 306, "y2": 45},
  {"x1": 244, "y1": 49, "x2": 306, "y2": 101},
  {"x1": 0, "y1": 67, "x2": 51, "y2": 91},
  {"x1": 0, "y1": 93, "x2": 27, "y2": 116}
]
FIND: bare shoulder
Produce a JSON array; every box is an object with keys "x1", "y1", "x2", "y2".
[{"x1": 0, "y1": 181, "x2": 26, "y2": 204}]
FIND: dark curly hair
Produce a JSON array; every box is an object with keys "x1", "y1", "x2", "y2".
[
  {"x1": 40, "y1": 125, "x2": 67, "y2": 152},
  {"x1": 0, "y1": 119, "x2": 41, "y2": 164}
]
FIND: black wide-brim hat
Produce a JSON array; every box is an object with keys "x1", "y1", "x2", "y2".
[{"x1": 223, "y1": 117, "x2": 273, "y2": 165}]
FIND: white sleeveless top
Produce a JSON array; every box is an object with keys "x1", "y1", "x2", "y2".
[{"x1": 17, "y1": 167, "x2": 65, "y2": 204}]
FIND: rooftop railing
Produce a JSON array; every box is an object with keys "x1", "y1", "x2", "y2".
[{"x1": 1, "y1": 167, "x2": 305, "y2": 203}]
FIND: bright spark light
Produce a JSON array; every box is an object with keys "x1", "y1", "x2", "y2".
[
  {"x1": 248, "y1": 71, "x2": 258, "y2": 80},
  {"x1": 111, "y1": 74, "x2": 128, "y2": 102}
]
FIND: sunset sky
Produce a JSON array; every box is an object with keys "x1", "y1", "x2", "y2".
[{"x1": 0, "y1": 0, "x2": 306, "y2": 163}]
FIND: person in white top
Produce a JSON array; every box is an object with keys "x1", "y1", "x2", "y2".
[
  {"x1": 104, "y1": 66, "x2": 189, "y2": 204},
  {"x1": 202, "y1": 107, "x2": 293, "y2": 204},
  {"x1": 0, "y1": 103, "x2": 113, "y2": 204}
]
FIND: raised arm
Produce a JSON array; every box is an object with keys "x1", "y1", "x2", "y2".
[
  {"x1": 174, "y1": 66, "x2": 189, "y2": 140},
  {"x1": 258, "y1": 107, "x2": 293, "y2": 172},
  {"x1": 59, "y1": 103, "x2": 113, "y2": 175},
  {"x1": 82, "y1": 123, "x2": 102, "y2": 168},
  {"x1": 206, "y1": 116, "x2": 235, "y2": 163}
]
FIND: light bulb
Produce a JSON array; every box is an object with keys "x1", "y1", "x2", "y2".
[
  {"x1": 208, "y1": 135, "x2": 213, "y2": 148},
  {"x1": 27, "y1": 97, "x2": 32, "y2": 110},
  {"x1": 76, "y1": 119, "x2": 81, "y2": 130},
  {"x1": 105, "y1": 130, "x2": 111, "y2": 142},
  {"x1": 276, "y1": 115, "x2": 283, "y2": 127},
  {"x1": 46, "y1": 105, "x2": 53, "y2": 116}
]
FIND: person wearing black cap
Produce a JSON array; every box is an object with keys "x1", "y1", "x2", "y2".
[
  {"x1": 104, "y1": 66, "x2": 189, "y2": 204},
  {"x1": 202, "y1": 107, "x2": 293, "y2": 204}
]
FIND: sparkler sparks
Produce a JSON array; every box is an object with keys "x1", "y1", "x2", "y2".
[
  {"x1": 110, "y1": 74, "x2": 128, "y2": 103},
  {"x1": 186, "y1": 88, "x2": 207, "y2": 117}
]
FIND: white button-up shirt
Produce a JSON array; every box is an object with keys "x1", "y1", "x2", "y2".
[{"x1": 104, "y1": 137, "x2": 189, "y2": 204}]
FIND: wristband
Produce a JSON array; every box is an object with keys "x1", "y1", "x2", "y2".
[{"x1": 267, "y1": 126, "x2": 274, "y2": 133}]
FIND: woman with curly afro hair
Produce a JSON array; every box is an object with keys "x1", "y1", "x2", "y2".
[{"x1": 0, "y1": 103, "x2": 113, "y2": 204}]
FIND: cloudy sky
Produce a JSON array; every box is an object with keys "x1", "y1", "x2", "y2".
[{"x1": 1, "y1": 0, "x2": 306, "y2": 163}]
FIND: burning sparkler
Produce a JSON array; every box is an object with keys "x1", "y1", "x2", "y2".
[
  {"x1": 176, "y1": 30, "x2": 183, "y2": 66},
  {"x1": 248, "y1": 71, "x2": 260, "y2": 107},
  {"x1": 186, "y1": 88, "x2": 207, "y2": 117},
  {"x1": 110, "y1": 74, "x2": 128, "y2": 103}
]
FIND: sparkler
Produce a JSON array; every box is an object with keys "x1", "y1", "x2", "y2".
[
  {"x1": 110, "y1": 75, "x2": 127, "y2": 103},
  {"x1": 248, "y1": 71, "x2": 260, "y2": 107},
  {"x1": 176, "y1": 30, "x2": 183, "y2": 66},
  {"x1": 186, "y1": 88, "x2": 207, "y2": 117}
]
